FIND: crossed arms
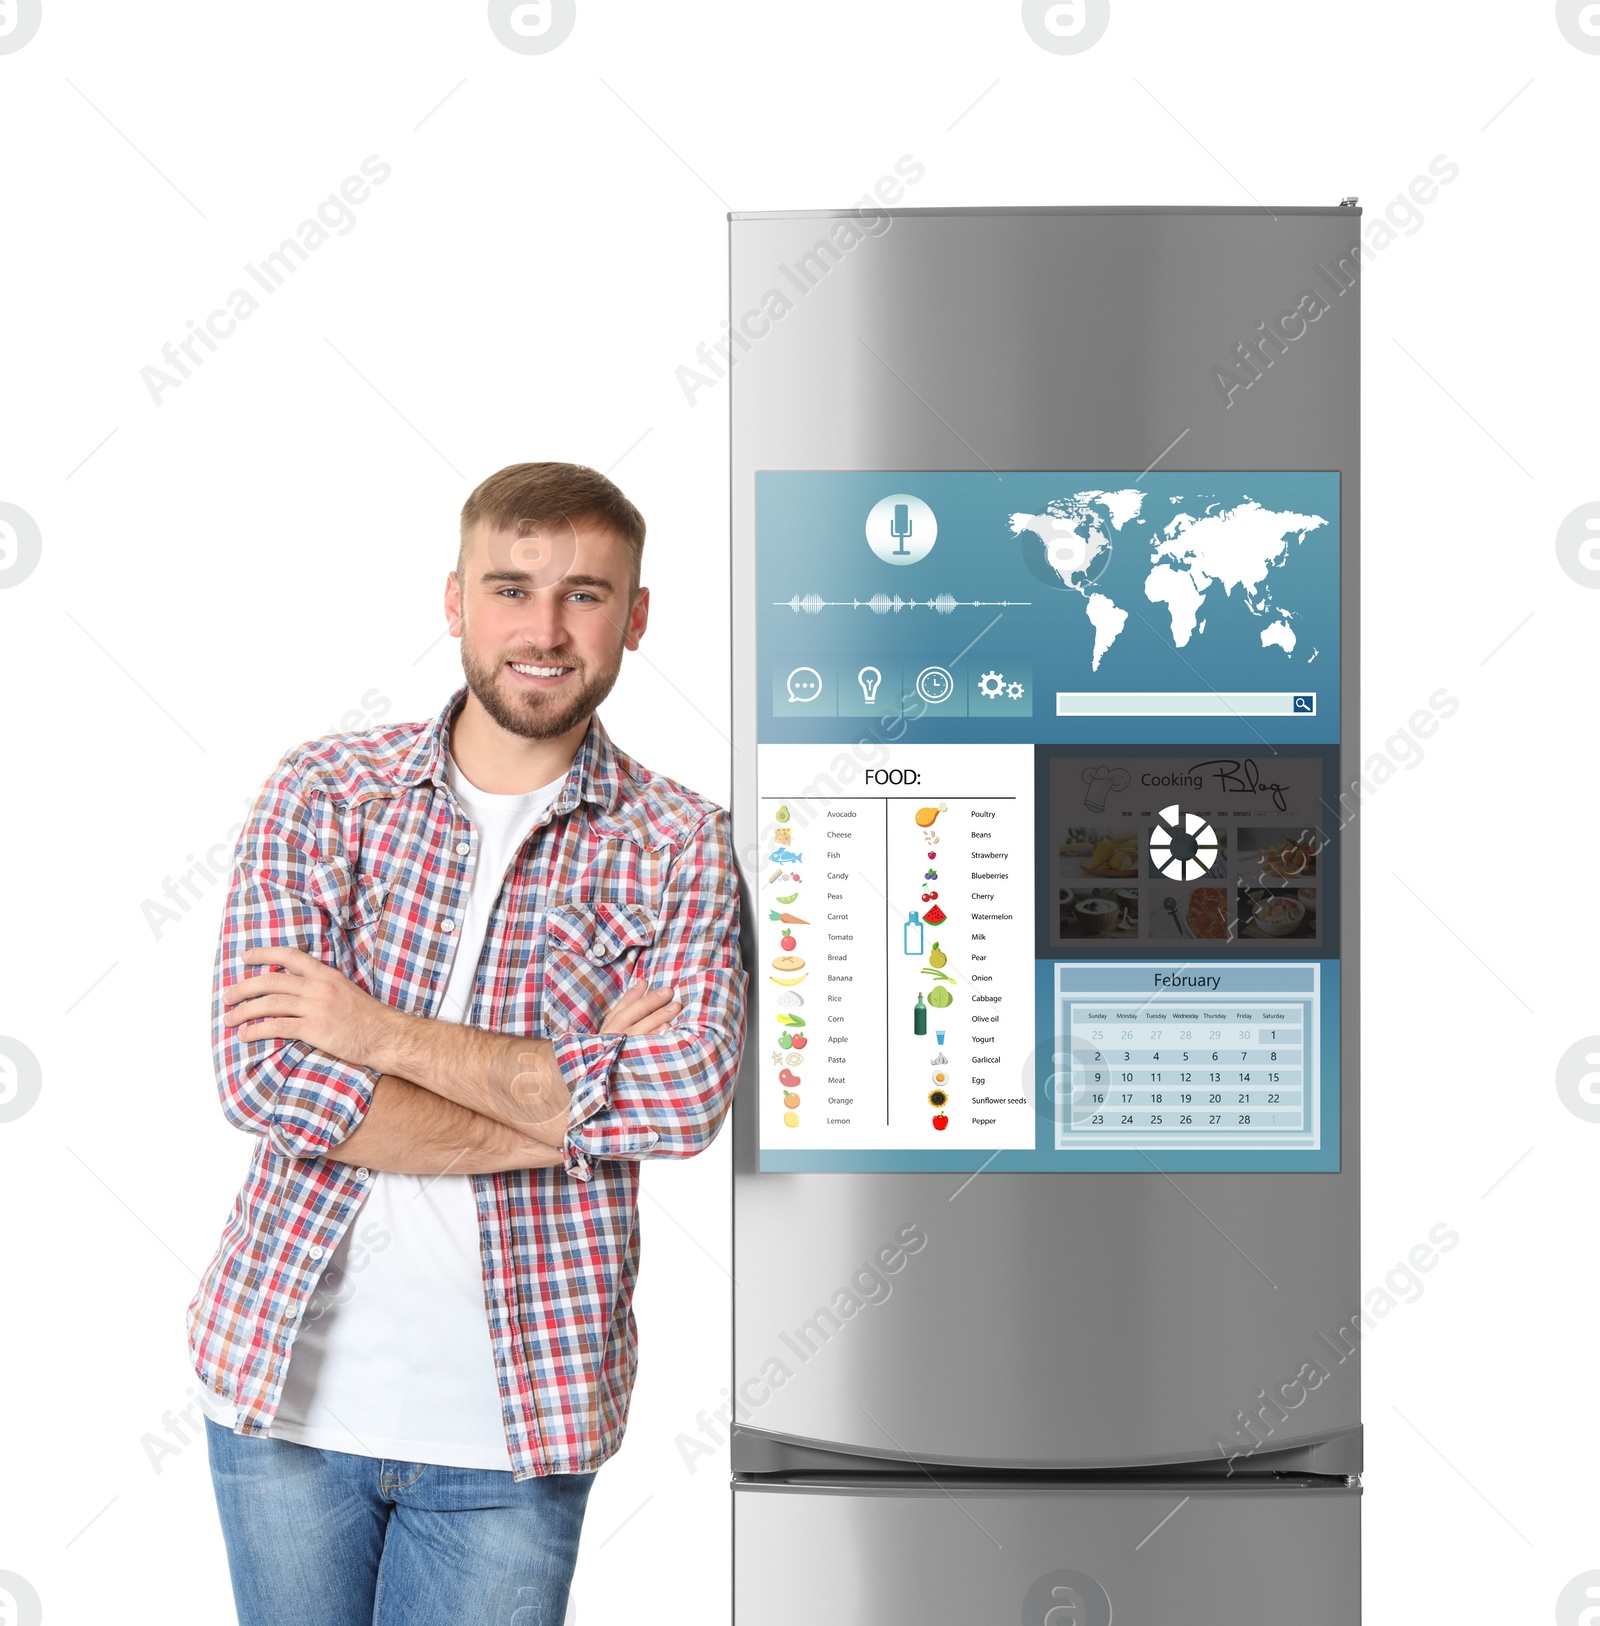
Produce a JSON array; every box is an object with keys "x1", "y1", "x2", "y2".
[
  {"x1": 222, "y1": 962, "x2": 681, "y2": 1175},
  {"x1": 210, "y1": 771, "x2": 747, "y2": 1180}
]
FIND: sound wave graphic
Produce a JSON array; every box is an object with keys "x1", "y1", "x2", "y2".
[{"x1": 775, "y1": 594, "x2": 1033, "y2": 615}]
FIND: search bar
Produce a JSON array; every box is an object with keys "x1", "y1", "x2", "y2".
[{"x1": 1057, "y1": 692, "x2": 1317, "y2": 717}]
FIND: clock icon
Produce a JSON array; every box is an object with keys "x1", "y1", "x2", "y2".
[{"x1": 915, "y1": 665, "x2": 955, "y2": 705}]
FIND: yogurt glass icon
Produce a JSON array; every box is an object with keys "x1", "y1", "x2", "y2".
[{"x1": 866, "y1": 494, "x2": 937, "y2": 565}]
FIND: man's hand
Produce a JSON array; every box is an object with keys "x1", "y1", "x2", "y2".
[
  {"x1": 600, "y1": 980, "x2": 683, "y2": 1036},
  {"x1": 221, "y1": 945, "x2": 400, "y2": 1068}
]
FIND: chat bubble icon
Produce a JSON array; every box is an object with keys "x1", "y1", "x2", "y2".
[{"x1": 785, "y1": 666, "x2": 823, "y2": 704}]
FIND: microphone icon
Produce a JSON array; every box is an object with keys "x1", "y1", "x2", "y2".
[
  {"x1": 868, "y1": 494, "x2": 936, "y2": 565},
  {"x1": 889, "y1": 502, "x2": 912, "y2": 556}
]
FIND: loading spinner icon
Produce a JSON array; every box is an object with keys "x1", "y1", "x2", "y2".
[{"x1": 1148, "y1": 804, "x2": 1220, "y2": 881}]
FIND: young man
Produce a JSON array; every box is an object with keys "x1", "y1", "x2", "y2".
[{"x1": 189, "y1": 463, "x2": 747, "y2": 1625}]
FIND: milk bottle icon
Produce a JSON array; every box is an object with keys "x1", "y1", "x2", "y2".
[{"x1": 903, "y1": 910, "x2": 925, "y2": 955}]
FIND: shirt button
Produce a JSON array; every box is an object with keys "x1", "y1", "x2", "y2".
[
  {"x1": 308, "y1": 1246, "x2": 325, "y2": 1260},
  {"x1": 355, "y1": 1167, "x2": 370, "y2": 1181},
  {"x1": 456, "y1": 842, "x2": 471, "y2": 856},
  {"x1": 441, "y1": 919, "x2": 457, "y2": 934},
  {"x1": 587, "y1": 944, "x2": 608, "y2": 962}
]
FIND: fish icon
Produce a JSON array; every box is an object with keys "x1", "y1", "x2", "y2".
[{"x1": 768, "y1": 847, "x2": 802, "y2": 864}]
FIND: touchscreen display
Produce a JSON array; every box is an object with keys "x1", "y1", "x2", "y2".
[{"x1": 753, "y1": 471, "x2": 1342, "y2": 1172}]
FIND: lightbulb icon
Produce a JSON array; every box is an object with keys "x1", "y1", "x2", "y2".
[{"x1": 857, "y1": 665, "x2": 882, "y2": 705}]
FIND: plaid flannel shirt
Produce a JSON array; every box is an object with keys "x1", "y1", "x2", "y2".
[{"x1": 187, "y1": 687, "x2": 747, "y2": 1478}]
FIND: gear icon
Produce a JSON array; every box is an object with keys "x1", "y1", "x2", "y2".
[
  {"x1": 978, "y1": 670, "x2": 1005, "y2": 699},
  {"x1": 1006, "y1": 680, "x2": 1024, "y2": 699}
]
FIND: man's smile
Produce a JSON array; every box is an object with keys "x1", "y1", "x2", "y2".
[{"x1": 505, "y1": 658, "x2": 577, "y2": 687}]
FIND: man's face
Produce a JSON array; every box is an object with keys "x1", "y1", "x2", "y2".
[{"x1": 446, "y1": 515, "x2": 648, "y2": 741}]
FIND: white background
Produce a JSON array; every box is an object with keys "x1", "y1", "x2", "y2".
[{"x1": 0, "y1": 2, "x2": 1594, "y2": 1622}]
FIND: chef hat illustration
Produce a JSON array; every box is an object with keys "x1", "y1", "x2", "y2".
[{"x1": 1081, "y1": 764, "x2": 1131, "y2": 812}]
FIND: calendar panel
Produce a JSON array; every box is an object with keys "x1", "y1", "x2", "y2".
[{"x1": 1055, "y1": 963, "x2": 1321, "y2": 1152}]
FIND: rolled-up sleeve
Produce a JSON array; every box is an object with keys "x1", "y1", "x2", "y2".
[
  {"x1": 554, "y1": 809, "x2": 748, "y2": 1180},
  {"x1": 210, "y1": 756, "x2": 379, "y2": 1160}
]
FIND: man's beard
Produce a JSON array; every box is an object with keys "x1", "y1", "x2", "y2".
[{"x1": 460, "y1": 639, "x2": 621, "y2": 741}]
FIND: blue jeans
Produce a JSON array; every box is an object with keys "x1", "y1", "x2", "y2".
[{"x1": 205, "y1": 1419, "x2": 594, "y2": 1626}]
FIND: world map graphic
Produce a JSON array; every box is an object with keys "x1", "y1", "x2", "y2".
[{"x1": 1008, "y1": 489, "x2": 1329, "y2": 673}]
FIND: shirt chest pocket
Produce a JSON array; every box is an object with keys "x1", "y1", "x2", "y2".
[
  {"x1": 302, "y1": 860, "x2": 391, "y2": 969},
  {"x1": 540, "y1": 898, "x2": 658, "y2": 1034}
]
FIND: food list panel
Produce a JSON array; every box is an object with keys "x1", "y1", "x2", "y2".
[{"x1": 755, "y1": 743, "x2": 1036, "y2": 1155}]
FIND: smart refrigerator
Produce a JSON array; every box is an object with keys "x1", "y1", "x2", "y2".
[{"x1": 728, "y1": 204, "x2": 1362, "y2": 1625}]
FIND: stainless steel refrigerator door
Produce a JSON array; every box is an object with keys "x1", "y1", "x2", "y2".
[
  {"x1": 735, "y1": 1478, "x2": 1360, "y2": 1625},
  {"x1": 731, "y1": 209, "x2": 1360, "y2": 1472}
]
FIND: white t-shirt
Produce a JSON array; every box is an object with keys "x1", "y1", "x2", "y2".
[{"x1": 200, "y1": 752, "x2": 567, "y2": 1468}]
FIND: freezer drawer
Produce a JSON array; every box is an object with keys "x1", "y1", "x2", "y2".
[{"x1": 734, "y1": 1477, "x2": 1359, "y2": 1626}]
